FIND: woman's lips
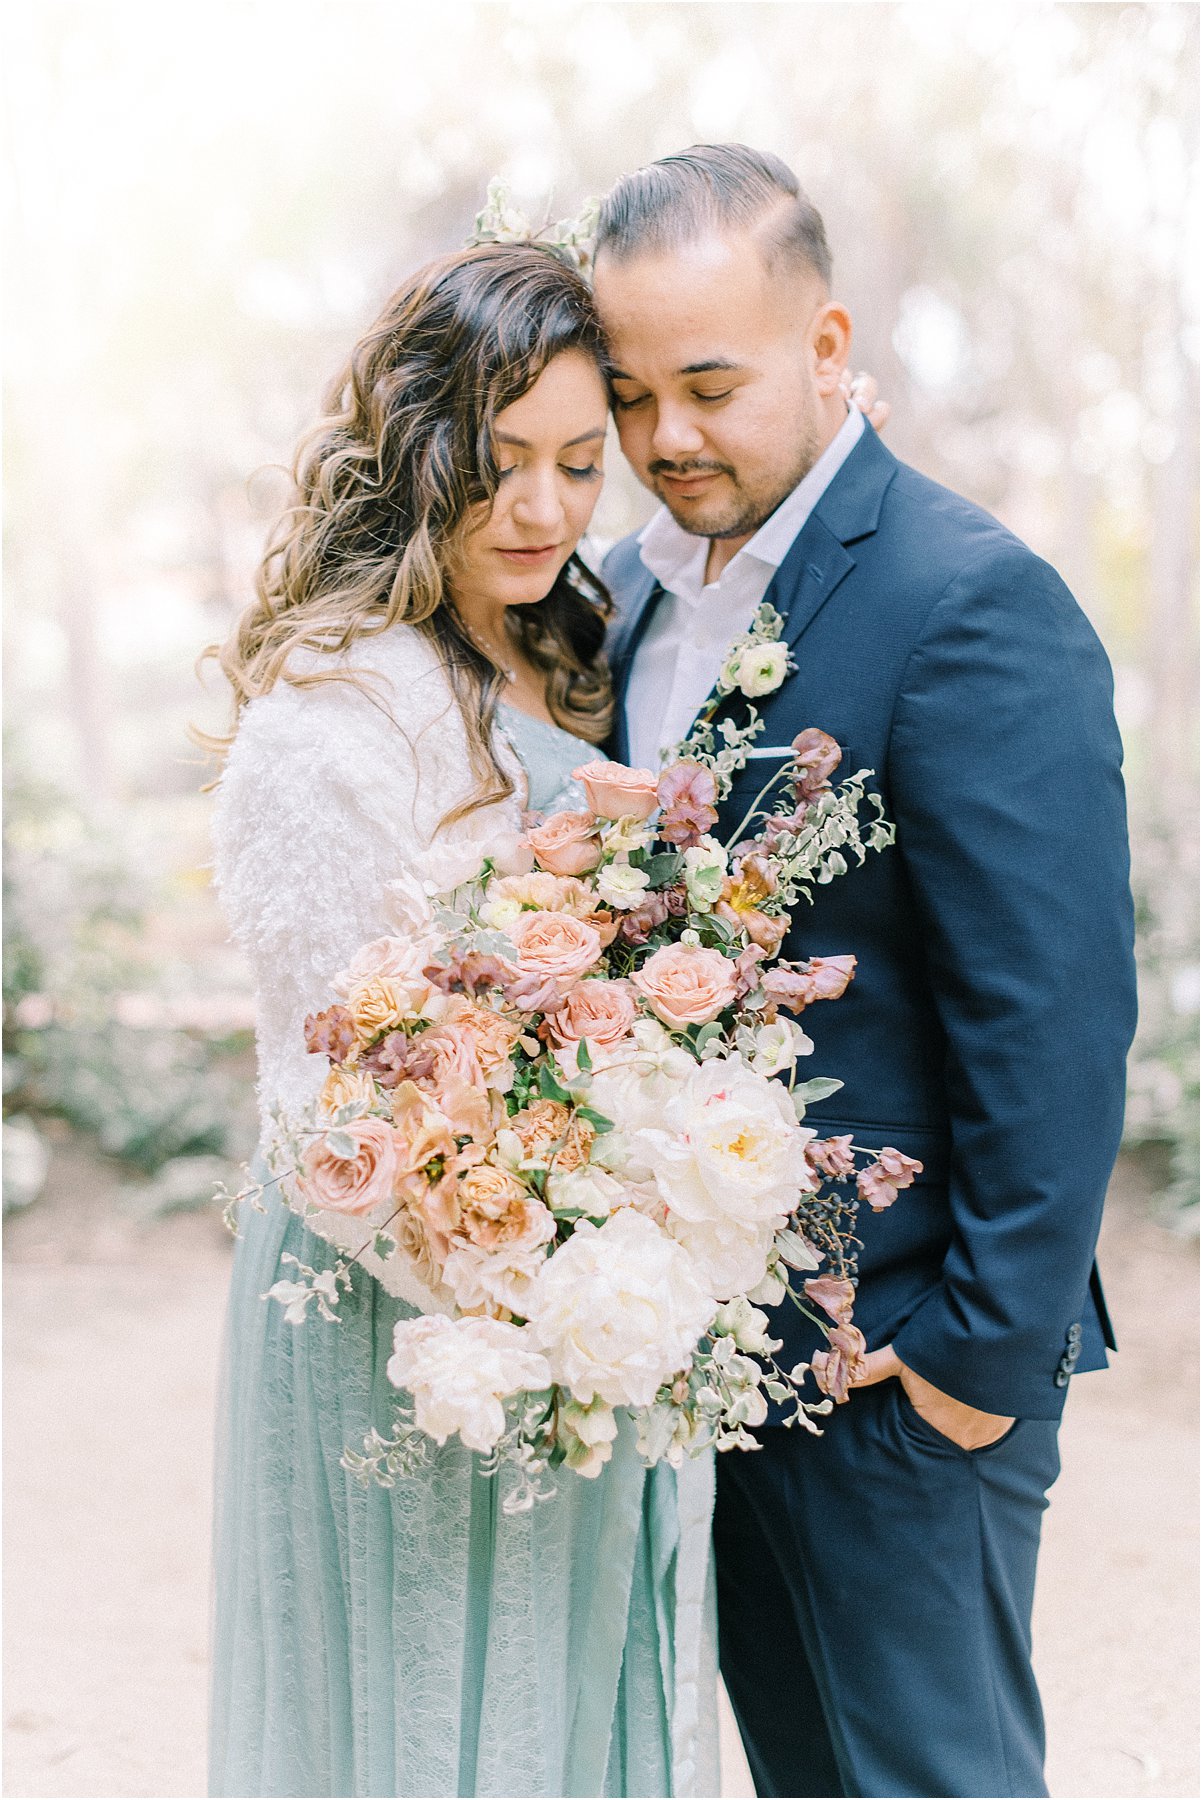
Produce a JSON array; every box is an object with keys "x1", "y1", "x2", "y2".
[{"x1": 496, "y1": 545, "x2": 561, "y2": 565}]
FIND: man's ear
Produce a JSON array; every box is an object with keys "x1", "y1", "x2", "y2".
[{"x1": 811, "y1": 303, "x2": 853, "y2": 398}]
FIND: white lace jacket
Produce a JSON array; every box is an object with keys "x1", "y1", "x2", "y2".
[{"x1": 211, "y1": 625, "x2": 524, "y2": 1141}]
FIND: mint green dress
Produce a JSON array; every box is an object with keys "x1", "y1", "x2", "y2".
[{"x1": 209, "y1": 704, "x2": 720, "y2": 1799}]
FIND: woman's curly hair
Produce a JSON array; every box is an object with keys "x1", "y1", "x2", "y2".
[{"x1": 201, "y1": 242, "x2": 614, "y2": 820}]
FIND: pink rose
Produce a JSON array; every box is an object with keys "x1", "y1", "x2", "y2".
[
  {"x1": 299, "y1": 1116, "x2": 401, "y2": 1219},
  {"x1": 547, "y1": 979, "x2": 637, "y2": 1055},
  {"x1": 571, "y1": 759, "x2": 661, "y2": 822},
  {"x1": 506, "y1": 909, "x2": 604, "y2": 995},
  {"x1": 330, "y1": 934, "x2": 436, "y2": 1013},
  {"x1": 524, "y1": 811, "x2": 603, "y2": 877},
  {"x1": 856, "y1": 1147, "x2": 923, "y2": 1212},
  {"x1": 806, "y1": 1134, "x2": 857, "y2": 1179},
  {"x1": 630, "y1": 941, "x2": 739, "y2": 1031},
  {"x1": 656, "y1": 762, "x2": 719, "y2": 847}
]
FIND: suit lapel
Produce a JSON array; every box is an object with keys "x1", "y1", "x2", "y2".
[{"x1": 611, "y1": 573, "x2": 665, "y2": 765}]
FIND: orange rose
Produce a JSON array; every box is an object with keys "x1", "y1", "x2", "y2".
[
  {"x1": 440, "y1": 996, "x2": 523, "y2": 1082},
  {"x1": 630, "y1": 942, "x2": 739, "y2": 1031},
  {"x1": 318, "y1": 1063, "x2": 378, "y2": 1118},
  {"x1": 506, "y1": 909, "x2": 603, "y2": 995},
  {"x1": 455, "y1": 1163, "x2": 556, "y2": 1254},
  {"x1": 524, "y1": 811, "x2": 603, "y2": 877},
  {"x1": 571, "y1": 760, "x2": 661, "y2": 822}
]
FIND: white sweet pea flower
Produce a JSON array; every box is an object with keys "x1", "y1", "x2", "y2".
[
  {"x1": 545, "y1": 1164, "x2": 628, "y2": 1217},
  {"x1": 712, "y1": 1295, "x2": 779, "y2": 1356},
  {"x1": 559, "y1": 1397, "x2": 620, "y2": 1477},
  {"x1": 730, "y1": 640, "x2": 790, "y2": 698},
  {"x1": 747, "y1": 1018, "x2": 814, "y2": 1077},
  {"x1": 682, "y1": 836, "x2": 728, "y2": 912},
  {"x1": 527, "y1": 1208, "x2": 715, "y2": 1408},
  {"x1": 601, "y1": 817, "x2": 656, "y2": 856},
  {"x1": 594, "y1": 861, "x2": 652, "y2": 911},
  {"x1": 386, "y1": 1315, "x2": 552, "y2": 1454}
]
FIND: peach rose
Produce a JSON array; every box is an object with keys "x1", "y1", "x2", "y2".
[
  {"x1": 630, "y1": 941, "x2": 739, "y2": 1031},
  {"x1": 318, "y1": 1063, "x2": 378, "y2": 1119},
  {"x1": 347, "y1": 975, "x2": 422, "y2": 1045},
  {"x1": 547, "y1": 979, "x2": 637, "y2": 1055},
  {"x1": 332, "y1": 934, "x2": 437, "y2": 1013},
  {"x1": 524, "y1": 811, "x2": 603, "y2": 877},
  {"x1": 455, "y1": 1163, "x2": 557, "y2": 1254},
  {"x1": 571, "y1": 760, "x2": 661, "y2": 822},
  {"x1": 440, "y1": 996, "x2": 523, "y2": 1084},
  {"x1": 299, "y1": 1116, "x2": 401, "y2": 1219},
  {"x1": 506, "y1": 909, "x2": 603, "y2": 995},
  {"x1": 509, "y1": 1098, "x2": 596, "y2": 1172}
]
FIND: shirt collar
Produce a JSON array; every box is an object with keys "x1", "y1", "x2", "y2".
[{"x1": 637, "y1": 403, "x2": 865, "y2": 601}]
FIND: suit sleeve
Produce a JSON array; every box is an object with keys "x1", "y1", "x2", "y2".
[{"x1": 885, "y1": 545, "x2": 1137, "y2": 1417}]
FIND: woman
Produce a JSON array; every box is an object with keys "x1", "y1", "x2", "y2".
[{"x1": 207, "y1": 241, "x2": 720, "y2": 1799}]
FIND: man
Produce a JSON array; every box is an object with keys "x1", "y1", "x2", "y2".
[{"x1": 593, "y1": 144, "x2": 1136, "y2": 1799}]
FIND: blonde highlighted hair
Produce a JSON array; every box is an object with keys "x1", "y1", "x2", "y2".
[{"x1": 201, "y1": 243, "x2": 613, "y2": 818}]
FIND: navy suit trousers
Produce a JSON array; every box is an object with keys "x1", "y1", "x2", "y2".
[{"x1": 714, "y1": 1386, "x2": 1061, "y2": 1799}]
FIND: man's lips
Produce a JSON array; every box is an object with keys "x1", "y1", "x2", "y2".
[
  {"x1": 656, "y1": 469, "x2": 725, "y2": 498},
  {"x1": 495, "y1": 544, "x2": 561, "y2": 564}
]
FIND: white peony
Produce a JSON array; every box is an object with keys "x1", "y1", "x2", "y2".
[
  {"x1": 637, "y1": 1056, "x2": 817, "y2": 1228},
  {"x1": 665, "y1": 1211, "x2": 778, "y2": 1302},
  {"x1": 586, "y1": 1019, "x2": 698, "y2": 1136},
  {"x1": 441, "y1": 1239, "x2": 552, "y2": 1320},
  {"x1": 386, "y1": 1314, "x2": 552, "y2": 1453},
  {"x1": 526, "y1": 1208, "x2": 715, "y2": 1408}
]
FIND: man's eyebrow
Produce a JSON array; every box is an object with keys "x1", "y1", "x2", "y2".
[
  {"x1": 609, "y1": 359, "x2": 745, "y2": 382},
  {"x1": 678, "y1": 358, "x2": 744, "y2": 376},
  {"x1": 494, "y1": 427, "x2": 607, "y2": 449}
]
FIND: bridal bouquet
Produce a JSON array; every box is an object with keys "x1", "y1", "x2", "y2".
[{"x1": 236, "y1": 607, "x2": 920, "y2": 1509}]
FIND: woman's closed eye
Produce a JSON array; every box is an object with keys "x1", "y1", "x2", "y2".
[{"x1": 561, "y1": 463, "x2": 602, "y2": 482}]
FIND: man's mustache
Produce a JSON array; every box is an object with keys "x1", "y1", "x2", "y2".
[{"x1": 647, "y1": 458, "x2": 735, "y2": 480}]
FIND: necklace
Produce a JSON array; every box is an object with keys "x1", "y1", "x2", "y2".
[{"x1": 457, "y1": 612, "x2": 518, "y2": 684}]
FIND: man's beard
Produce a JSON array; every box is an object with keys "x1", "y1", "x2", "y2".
[{"x1": 650, "y1": 424, "x2": 823, "y2": 541}]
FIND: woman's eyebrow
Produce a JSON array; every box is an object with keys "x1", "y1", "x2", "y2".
[{"x1": 495, "y1": 427, "x2": 607, "y2": 449}]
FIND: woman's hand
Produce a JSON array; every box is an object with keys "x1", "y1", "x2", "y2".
[{"x1": 840, "y1": 369, "x2": 891, "y2": 433}]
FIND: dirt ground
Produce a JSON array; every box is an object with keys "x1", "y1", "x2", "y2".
[{"x1": 3, "y1": 1134, "x2": 1197, "y2": 1800}]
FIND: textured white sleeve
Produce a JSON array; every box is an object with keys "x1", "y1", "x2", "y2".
[{"x1": 210, "y1": 631, "x2": 522, "y2": 1133}]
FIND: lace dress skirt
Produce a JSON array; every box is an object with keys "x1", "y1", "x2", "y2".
[{"x1": 208, "y1": 710, "x2": 720, "y2": 1798}]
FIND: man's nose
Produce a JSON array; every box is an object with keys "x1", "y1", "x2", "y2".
[{"x1": 648, "y1": 402, "x2": 706, "y2": 463}]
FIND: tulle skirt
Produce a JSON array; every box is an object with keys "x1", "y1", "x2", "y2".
[{"x1": 208, "y1": 1184, "x2": 720, "y2": 1797}]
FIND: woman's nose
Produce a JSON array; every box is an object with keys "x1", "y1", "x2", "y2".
[{"x1": 511, "y1": 469, "x2": 565, "y2": 534}]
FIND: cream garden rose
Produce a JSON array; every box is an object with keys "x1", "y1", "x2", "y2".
[
  {"x1": 526, "y1": 1208, "x2": 716, "y2": 1408},
  {"x1": 724, "y1": 640, "x2": 790, "y2": 698}
]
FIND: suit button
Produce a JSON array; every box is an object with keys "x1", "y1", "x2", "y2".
[
  {"x1": 1054, "y1": 1369, "x2": 1071, "y2": 1387},
  {"x1": 1067, "y1": 1322, "x2": 1083, "y2": 1345},
  {"x1": 1065, "y1": 1340, "x2": 1082, "y2": 1364}
]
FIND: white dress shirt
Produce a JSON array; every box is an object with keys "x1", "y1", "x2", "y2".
[{"x1": 624, "y1": 405, "x2": 864, "y2": 770}]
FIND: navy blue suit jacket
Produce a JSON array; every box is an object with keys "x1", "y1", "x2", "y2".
[{"x1": 604, "y1": 425, "x2": 1137, "y2": 1421}]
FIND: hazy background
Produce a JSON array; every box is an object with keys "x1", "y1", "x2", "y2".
[{"x1": 3, "y1": 5, "x2": 1198, "y2": 1797}]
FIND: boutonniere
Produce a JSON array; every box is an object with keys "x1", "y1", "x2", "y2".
[{"x1": 675, "y1": 603, "x2": 795, "y2": 798}]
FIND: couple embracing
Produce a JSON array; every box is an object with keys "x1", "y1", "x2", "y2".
[{"x1": 208, "y1": 144, "x2": 1136, "y2": 1800}]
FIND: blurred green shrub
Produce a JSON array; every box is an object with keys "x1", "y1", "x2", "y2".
[
  {"x1": 3, "y1": 750, "x2": 256, "y2": 1187},
  {"x1": 1122, "y1": 807, "x2": 1200, "y2": 1228}
]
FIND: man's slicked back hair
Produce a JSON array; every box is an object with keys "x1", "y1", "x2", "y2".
[{"x1": 595, "y1": 143, "x2": 832, "y2": 287}]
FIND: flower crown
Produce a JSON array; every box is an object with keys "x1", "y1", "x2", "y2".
[{"x1": 465, "y1": 178, "x2": 600, "y2": 277}]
